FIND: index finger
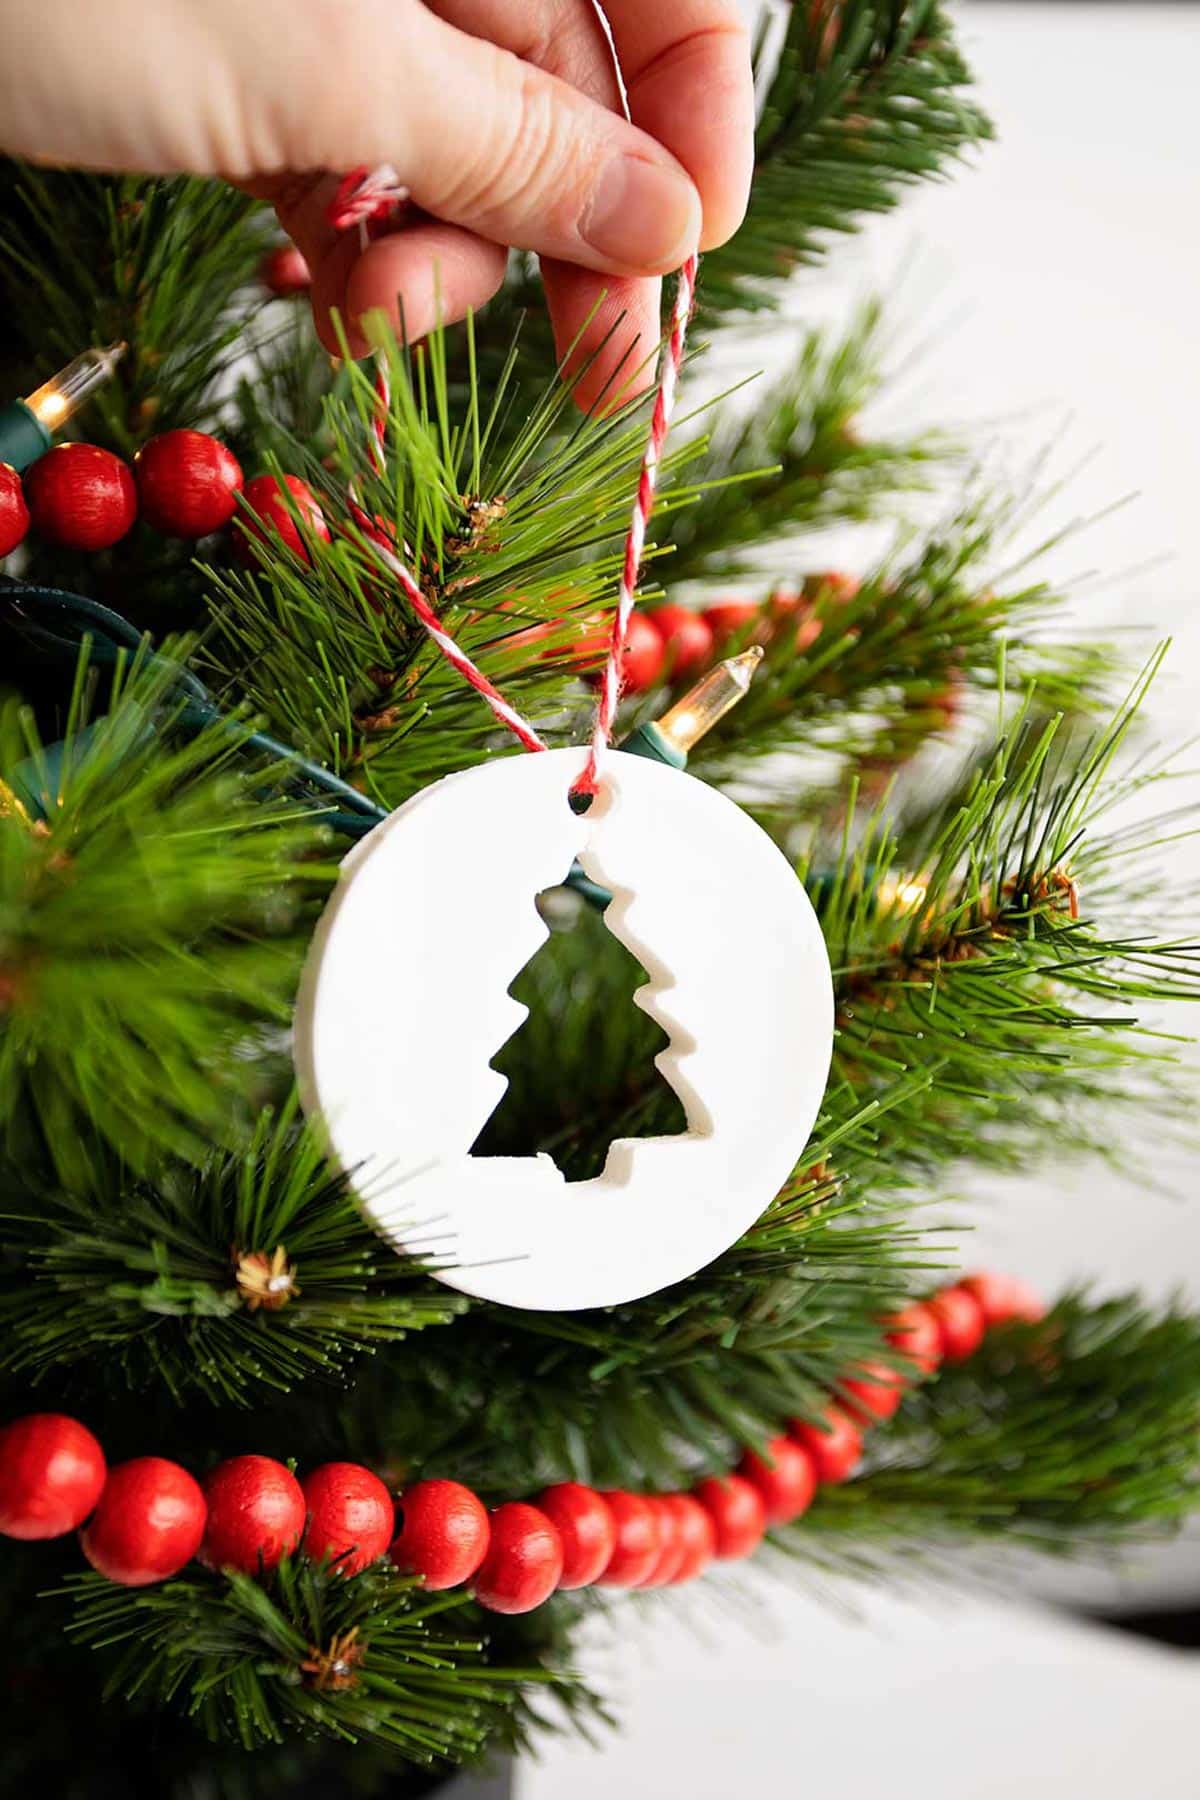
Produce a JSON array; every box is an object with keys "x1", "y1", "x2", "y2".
[{"x1": 604, "y1": 2, "x2": 755, "y2": 251}]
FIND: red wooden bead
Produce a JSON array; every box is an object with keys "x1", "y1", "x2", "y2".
[
  {"x1": 535, "y1": 1483, "x2": 616, "y2": 1590},
  {"x1": 24, "y1": 443, "x2": 137, "y2": 550},
  {"x1": 595, "y1": 1490, "x2": 662, "y2": 1587},
  {"x1": 929, "y1": 1286, "x2": 988, "y2": 1363},
  {"x1": 692, "y1": 1473, "x2": 767, "y2": 1561},
  {"x1": 620, "y1": 612, "x2": 667, "y2": 693},
  {"x1": 662, "y1": 1493, "x2": 717, "y2": 1583},
  {"x1": 962, "y1": 1271, "x2": 1045, "y2": 1327},
  {"x1": 300, "y1": 1462, "x2": 394, "y2": 1575},
  {"x1": 788, "y1": 1406, "x2": 862, "y2": 1485},
  {"x1": 234, "y1": 473, "x2": 330, "y2": 564},
  {"x1": 647, "y1": 604, "x2": 714, "y2": 679},
  {"x1": 491, "y1": 596, "x2": 557, "y2": 654},
  {"x1": 0, "y1": 1413, "x2": 106, "y2": 1540},
  {"x1": 391, "y1": 1479, "x2": 490, "y2": 1591},
  {"x1": 702, "y1": 599, "x2": 760, "y2": 644},
  {"x1": 80, "y1": 1457, "x2": 206, "y2": 1586},
  {"x1": 577, "y1": 611, "x2": 665, "y2": 695},
  {"x1": 260, "y1": 243, "x2": 312, "y2": 296},
  {"x1": 802, "y1": 570, "x2": 860, "y2": 607},
  {"x1": 884, "y1": 1303, "x2": 943, "y2": 1377},
  {"x1": 794, "y1": 612, "x2": 823, "y2": 652},
  {"x1": 135, "y1": 429, "x2": 244, "y2": 538},
  {"x1": 842, "y1": 1360, "x2": 905, "y2": 1424},
  {"x1": 199, "y1": 1455, "x2": 305, "y2": 1573},
  {"x1": 0, "y1": 463, "x2": 30, "y2": 557},
  {"x1": 637, "y1": 1496, "x2": 688, "y2": 1588},
  {"x1": 762, "y1": 587, "x2": 825, "y2": 651},
  {"x1": 738, "y1": 1435, "x2": 817, "y2": 1527},
  {"x1": 473, "y1": 1502, "x2": 563, "y2": 1615}
]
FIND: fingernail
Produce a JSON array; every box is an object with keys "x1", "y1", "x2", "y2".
[{"x1": 581, "y1": 156, "x2": 701, "y2": 271}]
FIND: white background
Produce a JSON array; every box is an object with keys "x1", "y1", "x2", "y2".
[{"x1": 519, "y1": 5, "x2": 1200, "y2": 1793}]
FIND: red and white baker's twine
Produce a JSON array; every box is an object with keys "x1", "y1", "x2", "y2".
[
  {"x1": 580, "y1": 250, "x2": 695, "y2": 794},
  {"x1": 328, "y1": 164, "x2": 698, "y2": 792},
  {"x1": 329, "y1": 168, "x2": 406, "y2": 479},
  {"x1": 329, "y1": 163, "x2": 409, "y2": 234}
]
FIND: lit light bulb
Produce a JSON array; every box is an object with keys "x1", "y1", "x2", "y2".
[
  {"x1": 0, "y1": 344, "x2": 127, "y2": 472},
  {"x1": 654, "y1": 647, "x2": 764, "y2": 755},
  {"x1": 877, "y1": 874, "x2": 929, "y2": 916},
  {"x1": 23, "y1": 343, "x2": 126, "y2": 430}
]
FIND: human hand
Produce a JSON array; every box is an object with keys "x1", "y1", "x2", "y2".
[{"x1": 0, "y1": 0, "x2": 754, "y2": 408}]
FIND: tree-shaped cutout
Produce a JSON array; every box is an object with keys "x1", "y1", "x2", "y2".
[{"x1": 471, "y1": 883, "x2": 688, "y2": 1181}]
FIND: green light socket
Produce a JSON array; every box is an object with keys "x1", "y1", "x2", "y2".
[{"x1": 0, "y1": 400, "x2": 52, "y2": 473}]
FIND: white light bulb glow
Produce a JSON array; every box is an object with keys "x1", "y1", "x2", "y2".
[{"x1": 23, "y1": 343, "x2": 125, "y2": 432}]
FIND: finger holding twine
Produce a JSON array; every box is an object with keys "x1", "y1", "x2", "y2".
[{"x1": 328, "y1": 166, "x2": 698, "y2": 791}]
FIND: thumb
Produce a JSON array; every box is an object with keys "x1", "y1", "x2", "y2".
[{"x1": 303, "y1": 3, "x2": 703, "y2": 279}]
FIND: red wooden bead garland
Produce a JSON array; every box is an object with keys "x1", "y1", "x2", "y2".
[
  {"x1": 577, "y1": 611, "x2": 665, "y2": 696},
  {"x1": 648, "y1": 604, "x2": 714, "y2": 679},
  {"x1": 638, "y1": 1497, "x2": 688, "y2": 1588},
  {"x1": 788, "y1": 1406, "x2": 862, "y2": 1485},
  {"x1": 0, "y1": 1271, "x2": 1041, "y2": 1607},
  {"x1": 234, "y1": 473, "x2": 330, "y2": 565},
  {"x1": 391, "y1": 1479, "x2": 490, "y2": 1591},
  {"x1": 24, "y1": 443, "x2": 137, "y2": 550},
  {"x1": 738, "y1": 1435, "x2": 818, "y2": 1527},
  {"x1": 702, "y1": 598, "x2": 760, "y2": 643},
  {"x1": 962, "y1": 1270, "x2": 1045, "y2": 1326},
  {"x1": 473, "y1": 1502, "x2": 563, "y2": 1615},
  {"x1": 661, "y1": 1493, "x2": 717, "y2": 1584},
  {"x1": 0, "y1": 462, "x2": 30, "y2": 558},
  {"x1": 0, "y1": 1413, "x2": 106, "y2": 1540},
  {"x1": 199, "y1": 1455, "x2": 305, "y2": 1573},
  {"x1": 619, "y1": 612, "x2": 667, "y2": 694},
  {"x1": 693, "y1": 1474, "x2": 767, "y2": 1560},
  {"x1": 885, "y1": 1303, "x2": 943, "y2": 1377},
  {"x1": 135, "y1": 430, "x2": 244, "y2": 538},
  {"x1": 80, "y1": 1457, "x2": 206, "y2": 1586},
  {"x1": 802, "y1": 571, "x2": 861, "y2": 607},
  {"x1": 595, "y1": 1491, "x2": 662, "y2": 1587},
  {"x1": 929, "y1": 1285, "x2": 987, "y2": 1363},
  {"x1": 300, "y1": 1462, "x2": 394, "y2": 1575},
  {"x1": 535, "y1": 1483, "x2": 616, "y2": 1591},
  {"x1": 842, "y1": 1360, "x2": 905, "y2": 1424}
]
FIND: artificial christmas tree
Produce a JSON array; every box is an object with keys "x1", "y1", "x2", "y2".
[{"x1": 1, "y1": 4, "x2": 1199, "y2": 1795}]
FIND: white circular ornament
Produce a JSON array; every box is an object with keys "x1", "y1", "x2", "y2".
[{"x1": 295, "y1": 748, "x2": 833, "y2": 1312}]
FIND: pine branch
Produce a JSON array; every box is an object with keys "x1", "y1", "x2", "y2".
[
  {"x1": 442, "y1": 1, "x2": 992, "y2": 403},
  {"x1": 809, "y1": 659, "x2": 1200, "y2": 1185},
  {"x1": 58, "y1": 1556, "x2": 574, "y2": 1762},
  {"x1": 0, "y1": 647, "x2": 334, "y2": 1185},
  {"x1": 665, "y1": 300, "x2": 950, "y2": 585},
  {"x1": 791, "y1": 1293, "x2": 1200, "y2": 1567},
  {"x1": 699, "y1": 0, "x2": 992, "y2": 323},
  {"x1": 207, "y1": 326, "x2": 712, "y2": 808},
  {"x1": 300, "y1": 1226, "x2": 931, "y2": 1499},
  {"x1": 0, "y1": 1102, "x2": 461, "y2": 1405},
  {"x1": 684, "y1": 477, "x2": 1121, "y2": 785}
]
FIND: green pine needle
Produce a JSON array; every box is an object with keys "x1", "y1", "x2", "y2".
[
  {"x1": 58, "y1": 1556, "x2": 573, "y2": 1760},
  {"x1": 0, "y1": 1100, "x2": 461, "y2": 1404},
  {"x1": 0, "y1": 648, "x2": 334, "y2": 1184}
]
